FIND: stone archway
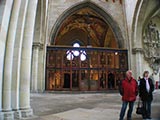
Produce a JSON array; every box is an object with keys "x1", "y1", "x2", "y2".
[
  {"x1": 49, "y1": 1, "x2": 124, "y2": 48},
  {"x1": 131, "y1": 0, "x2": 160, "y2": 78},
  {"x1": 45, "y1": 1, "x2": 129, "y2": 91},
  {"x1": 132, "y1": 0, "x2": 160, "y2": 48}
]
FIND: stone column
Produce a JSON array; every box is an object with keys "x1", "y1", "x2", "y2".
[
  {"x1": 0, "y1": 1, "x2": 14, "y2": 119},
  {"x1": 31, "y1": 42, "x2": 40, "y2": 92},
  {"x1": 19, "y1": 0, "x2": 38, "y2": 117},
  {"x1": 36, "y1": 0, "x2": 48, "y2": 92},
  {"x1": 37, "y1": 48, "x2": 45, "y2": 92},
  {"x1": 38, "y1": 0, "x2": 49, "y2": 92},
  {"x1": 2, "y1": 0, "x2": 20, "y2": 120},
  {"x1": 132, "y1": 48, "x2": 143, "y2": 78},
  {"x1": 12, "y1": 0, "x2": 29, "y2": 119}
]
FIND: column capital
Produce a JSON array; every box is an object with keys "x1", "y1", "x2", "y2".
[
  {"x1": 32, "y1": 42, "x2": 43, "y2": 50},
  {"x1": 132, "y1": 48, "x2": 143, "y2": 54}
]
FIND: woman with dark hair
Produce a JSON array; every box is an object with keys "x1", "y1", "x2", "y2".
[{"x1": 139, "y1": 71, "x2": 154, "y2": 119}]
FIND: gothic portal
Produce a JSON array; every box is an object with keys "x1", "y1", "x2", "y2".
[{"x1": 46, "y1": 5, "x2": 128, "y2": 91}]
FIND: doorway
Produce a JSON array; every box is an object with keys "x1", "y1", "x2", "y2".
[
  {"x1": 64, "y1": 73, "x2": 70, "y2": 88},
  {"x1": 63, "y1": 71, "x2": 79, "y2": 89}
]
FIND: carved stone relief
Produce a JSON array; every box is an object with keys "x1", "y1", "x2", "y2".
[{"x1": 143, "y1": 20, "x2": 160, "y2": 72}]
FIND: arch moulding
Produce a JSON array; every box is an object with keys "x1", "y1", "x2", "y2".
[{"x1": 49, "y1": 1, "x2": 125, "y2": 48}]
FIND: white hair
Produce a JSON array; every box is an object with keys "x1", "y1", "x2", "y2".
[{"x1": 126, "y1": 70, "x2": 132, "y2": 76}]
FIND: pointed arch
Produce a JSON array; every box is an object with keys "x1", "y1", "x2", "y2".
[
  {"x1": 49, "y1": 1, "x2": 124, "y2": 48},
  {"x1": 132, "y1": 0, "x2": 160, "y2": 48}
]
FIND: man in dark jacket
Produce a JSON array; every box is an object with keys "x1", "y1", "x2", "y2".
[
  {"x1": 139, "y1": 71, "x2": 154, "y2": 119},
  {"x1": 119, "y1": 70, "x2": 138, "y2": 120}
]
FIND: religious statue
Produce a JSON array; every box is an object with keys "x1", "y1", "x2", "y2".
[{"x1": 143, "y1": 20, "x2": 160, "y2": 72}]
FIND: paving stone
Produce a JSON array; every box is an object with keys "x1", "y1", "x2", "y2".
[{"x1": 26, "y1": 90, "x2": 160, "y2": 120}]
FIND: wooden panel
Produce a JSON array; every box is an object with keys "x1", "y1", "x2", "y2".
[{"x1": 46, "y1": 46, "x2": 128, "y2": 91}]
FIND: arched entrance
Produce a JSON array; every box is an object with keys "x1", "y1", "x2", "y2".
[
  {"x1": 131, "y1": 0, "x2": 160, "y2": 78},
  {"x1": 50, "y1": 1, "x2": 124, "y2": 47},
  {"x1": 46, "y1": 2, "x2": 128, "y2": 91}
]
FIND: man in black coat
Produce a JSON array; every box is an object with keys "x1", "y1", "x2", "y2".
[{"x1": 139, "y1": 71, "x2": 154, "y2": 119}]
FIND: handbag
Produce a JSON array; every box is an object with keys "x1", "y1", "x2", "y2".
[{"x1": 136, "y1": 97, "x2": 143, "y2": 115}]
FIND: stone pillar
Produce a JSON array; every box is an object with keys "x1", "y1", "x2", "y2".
[
  {"x1": 38, "y1": 0, "x2": 49, "y2": 92},
  {"x1": 37, "y1": 48, "x2": 45, "y2": 92},
  {"x1": 12, "y1": 0, "x2": 29, "y2": 119},
  {"x1": 132, "y1": 48, "x2": 143, "y2": 78},
  {"x1": 19, "y1": 0, "x2": 38, "y2": 117},
  {"x1": 31, "y1": 42, "x2": 40, "y2": 92},
  {"x1": 0, "y1": 1, "x2": 14, "y2": 118},
  {"x1": 3, "y1": 0, "x2": 21, "y2": 118}
]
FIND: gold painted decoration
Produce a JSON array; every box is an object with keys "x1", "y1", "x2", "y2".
[{"x1": 54, "y1": 7, "x2": 117, "y2": 48}]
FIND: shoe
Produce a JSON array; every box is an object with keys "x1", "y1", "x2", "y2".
[
  {"x1": 147, "y1": 116, "x2": 152, "y2": 119},
  {"x1": 142, "y1": 116, "x2": 147, "y2": 119}
]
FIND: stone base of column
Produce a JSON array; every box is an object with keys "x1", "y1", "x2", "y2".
[
  {"x1": 14, "y1": 110, "x2": 22, "y2": 119},
  {"x1": 21, "y1": 108, "x2": 33, "y2": 118},
  {"x1": 0, "y1": 112, "x2": 4, "y2": 120},
  {"x1": 3, "y1": 111, "x2": 14, "y2": 120},
  {"x1": 31, "y1": 90, "x2": 38, "y2": 93}
]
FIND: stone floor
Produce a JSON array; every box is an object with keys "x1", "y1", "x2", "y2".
[{"x1": 24, "y1": 90, "x2": 160, "y2": 120}]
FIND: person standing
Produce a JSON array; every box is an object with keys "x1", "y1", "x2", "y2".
[
  {"x1": 139, "y1": 71, "x2": 154, "y2": 119},
  {"x1": 119, "y1": 70, "x2": 138, "y2": 120},
  {"x1": 100, "y1": 74, "x2": 104, "y2": 88}
]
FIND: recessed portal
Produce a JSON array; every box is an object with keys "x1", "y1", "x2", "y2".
[{"x1": 46, "y1": 5, "x2": 127, "y2": 91}]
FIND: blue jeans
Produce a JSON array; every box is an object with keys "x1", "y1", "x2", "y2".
[
  {"x1": 142, "y1": 101, "x2": 152, "y2": 118},
  {"x1": 119, "y1": 101, "x2": 134, "y2": 120}
]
